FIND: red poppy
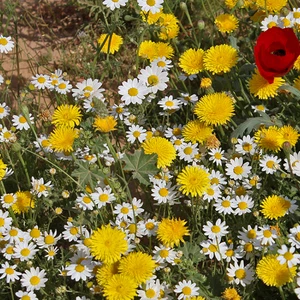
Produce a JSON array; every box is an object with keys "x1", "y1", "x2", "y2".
[{"x1": 254, "y1": 27, "x2": 300, "y2": 83}]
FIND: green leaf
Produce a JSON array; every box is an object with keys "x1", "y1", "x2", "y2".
[
  {"x1": 231, "y1": 113, "x2": 274, "y2": 138},
  {"x1": 279, "y1": 84, "x2": 300, "y2": 99},
  {"x1": 72, "y1": 161, "x2": 106, "y2": 190},
  {"x1": 122, "y1": 149, "x2": 159, "y2": 186}
]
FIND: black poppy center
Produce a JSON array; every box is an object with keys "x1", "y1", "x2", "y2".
[{"x1": 271, "y1": 49, "x2": 286, "y2": 56}]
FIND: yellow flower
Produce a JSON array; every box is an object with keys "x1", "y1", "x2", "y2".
[
  {"x1": 177, "y1": 165, "x2": 210, "y2": 197},
  {"x1": 260, "y1": 195, "x2": 288, "y2": 220},
  {"x1": 51, "y1": 104, "x2": 82, "y2": 128},
  {"x1": 294, "y1": 55, "x2": 300, "y2": 71},
  {"x1": 294, "y1": 76, "x2": 300, "y2": 90},
  {"x1": 204, "y1": 44, "x2": 238, "y2": 75},
  {"x1": 254, "y1": 126, "x2": 281, "y2": 152},
  {"x1": 200, "y1": 77, "x2": 212, "y2": 89},
  {"x1": 0, "y1": 159, "x2": 7, "y2": 181},
  {"x1": 157, "y1": 218, "x2": 190, "y2": 247},
  {"x1": 179, "y1": 48, "x2": 205, "y2": 75},
  {"x1": 277, "y1": 125, "x2": 299, "y2": 147},
  {"x1": 255, "y1": 0, "x2": 287, "y2": 12},
  {"x1": 118, "y1": 252, "x2": 156, "y2": 285},
  {"x1": 256, "y1": 254, "x2": 296, "y2": 287},
  {"x1": 248, "y1": 70, "x2": 285, "y2": 99},
  {"x1": 194, "y1": 92, "x2": 235, "y2": 126},
  {"x1": 48, "y1": 127, "x2": 79, "y2": 152},
  {"x1": 155, "y1": 42, "x2": 174, "y2": 59},
  {"x1": 140, "y1": 10, "x2": 162, "y2": 24},
  {"x1": 98, "y1": 33, "x2": 123, "y2": 54},
  {"x1": 182, "y1": 120, "x2": 213, "y2": 144},
  {"x1": 93, "y1": 115, "x2": 117, "y2": 133},
  {"x1": 102, "y1": 274, "x2": 137, "y2": 300},
  {"x1": 221, "y1": 287, "x2": 241, "y2": 300},
  {"x1": 89, "y1": 225, "x2": 128, "y2": 264},
  {"x1": 158, "y1": 13, "x2": 180, "y2": 40},
  {"x1": 96, "y1": 262, "x2": 120, "y2": 285},
  {"x1": 215, "y1": 14, "x2": 238, "y2": 33},
  {"x1": 138, "y1": 41, "x2": 174, "y2": 61},
  {"x1": 12, "y1": 191, "x2": 34, "y2": 214},
  {"x1": 224, "y1": 0, "x2": 238, "y2": 9},
  {"x1": 142, "y1": 137, "x2": 176, "y2": 168}
]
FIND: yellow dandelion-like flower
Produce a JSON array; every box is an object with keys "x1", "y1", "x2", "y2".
[
  {"x1": 98, "y1": 33, "x2": 123, "y2": 54},
  {"x1": 96, "y1": 262, "x2": 119, "y2": 286},
  {"x1": 204, "y1": 44, "x2": 238, "y2": 75},
  {"x1": 194, "y1": 92, "x2": 235, "y2": 126},
  {"x1": 118, "y1": 252, "x2": 156, "y2": 285},
  {"x1": 93, "y1": 115, "x2": 117, "y2": 133},
  {"x1": 256, "y1": 254, "x2": 296, "y2": 287},
  {"x1": 182, "y1": 120, "x2": 213, "y2": 144},
  {"x1": 277, "y1": 125, "x2": 299, "y2": 147},
  {"x1": 260, "y1": 195, "x2": 288, "y2": 220},
  {"x1": 179, "y1": 48, "x2": 205, "y2": 75},
  {"x1": 255, "y1": 0, "x2": 287, "y2": 12},
  {"x1": 102, "y1": 274, "x2": 137, "y2": 300},
  {"x1": 51, "y1": 104, "x2": 82, "y2": 128},
  {"x1": 248, "y1": 70, "x2": 285, "y2": 100},
  {"x1": 177, "y1": 165, "x2": 210, "y2": 197},
  {"x1": 158, "y1": 13, "x2": 180, "y2": 40},
  {"x1": 155, "y1": 42, "x2": 174, "y2": 60},
  {"x1": 140, "y1": 10, "x2": 162, "y2": 24},
  {"x1": 215, "y1": 14, "x2": 239, "y2": 33},
  {"x1": 0, "y1": 159, "x2": 7, "y2": 181},
  {"x1": 225, "y1": 0, "x2": 238, "y2": 9},
  {"x1": 138, "y1": 41, "x2": 174, "y2": 61},
  {"x1": 189, "y1": 297, "x2": 206, "y2": 300},
  {"x1": 205, "y1": 134, "x2": 221, "y2": 149},
  {"x1": 294, "y1": 55, "x2": 300, "y2": 71},
  {"x1": 157, "y1": 218, "x2": 190, "y2": 247},
  {"x1": 142, "y1": 137, "x2": 176, "y2": 168},
  {"x1": 48, "y1": 127, "x2": 79, "y2": 152},
  {"x1": 294, "y1": 76, "x2": 300, "y2": 90},
  {"x1": 222, "y1": 287, "x2": 241, "y2": 300},
  {"x1": 89, "y1": 225, "x2": 128, "y2": 264},
  {"x1": 200, "y1": 77, "x2": 212, "y2": 89},
  {"x1": 254, "y1": 126, "x2": 281, "y2": 152},
  {"x1": 12, "y1": 191, "x2": 34, "y2": 214}
]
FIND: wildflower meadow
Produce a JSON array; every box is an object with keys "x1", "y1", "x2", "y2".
[{"x1": 1, "y1": 0, "x2": 300, "y2": 299}]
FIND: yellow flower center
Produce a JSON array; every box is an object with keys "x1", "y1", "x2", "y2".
[
  {"x1": 157, "y1": 61, "x2": 166, "y2": 67},
  {"x1": 159, "y1": 187, "x2": 169, "y2": 197},
  {"x1": 19, "y1": 116, "x2": 27, "y2": 124},
  {"x1": 146, "y1": 0, "x2": 156, "y2": 6},
  {"x1": 70, "y1": 227, "x2": 78, "y2": 235},
  {"x1": 128, "y1": 223, "x2": 136, "y2": 234},
  {"x1": 6, "y1": 246, "x2": 14, "y2": 254},
  {"x1": 172, "y1": 128, "x2": 181, "y2": 136},
  {"x1": 263, "y1": 230, "x2": 272, "y2": 238},
  {"x1": 242, "y1": 143, "x2": 252, "y2": 152},
  {"x1": 37, "y1": 77, "x2": 46, "y2": 84},
  {"x1": 0, "y1": 218, "x2": 4, "y2": 227},
  {"x1": 4, "y1": 194, "x2": 14, "y2": 204},
  {"x1": 3, "y1": 131, "x2": 11, "y2": 139},
  {"x1": 208, "y1": 244, "x2": 217, "y2": 252},
  {"x1": 116, "y1": 107, "x2": 123, "y2": 114},
  {"x1": 226, "y1": 249, "x2": 234, "y2": 257},
  {"x1": 0, "y1": 38, "x2": 8, "y2": 45},
  {"x1": 133, "y1": 131, "x2": 141, "y2": 138},
  {"x1": 45, "y1": 235, "x2": 55, "y2": 244},
  {"x1": 147, "y1": 75, "x2": 159, "y2": 86},
  {"x1": 83, "y1": 196, "x2": 91, "y2": 204},
  {"x1": 266, "y1": 161, "x2": 274, "y2": 168},
  {"x1": 21, "y1": 296, "x2": 30, "y2": 300},
  {"x1": 206, "y1": 188, "x2": 215, "y2": 196},
  {"x1": 267, "y1": 21, "x2": 277, "y2": 28},
  {"x1": 29, "y1": 229, "x2": 40, "y2": 240},
  {"x1": 284, "y1": 252, "x2": 293, "y2": 261},
  {"x1": 58, "y1": 83, "x2": 66, "y2": 90},
  {"x1": 5, "y1": 267, "x2": 14, "y2": 275},
  {"x1": 296, "y1": 232, "x2": 300, "y2": 241},
  {"x1": 247, "y1": 229, "x2": 256, "y2": 239},
  {"x1": 211, "y1": 225, "x2": 220, "y2": 233},
  {"x1": 222, "y1": 200, "x2": 231, "y2": 208},
  {"x1": 238, "y1": 202, "x2": 248, "y2": 210},
  {"x1": 121, "y1": 207, "x2": 129, "y2": 214},
  {"x1": 211, "y1": 177, "x2": 219, "y2": 185},
  {"x1": 48, "y1": 250, "x2": 55, "y2": 256},
  {"x1": 256, "y1": 105, "x2": 265, "y2": 111},
  {"x1": 9, "y1": 229, "x2": 18, "y2": 236},
  {"x1": 182, "y1": 286, "x2": 192, "y2": 296},
  {"x1": 99, "y1": 194, "x2": 109, "y2": 202},
  {"x1": 30, "y1": 275, "x2": 41, "y2": 286},
  {"x1": 21, "y1": 248, "x2": 30, "y2": 257},
  {"x1": 75, "y1": 264, "x2": 85, "y2": 272},
  {"x1": 165, "y1": 100, "x2": 174, "y2": 107},
  {"x1": 160, "y1": 249, "x2": 169, "y2": 258},
  {"x1": 214, "y1": 152, "x2": 222, "y2": 159},
  {"x1": 233, "y1": 166, "x2": 243, "y2": 175},
  {"x1": 294, "y1": 12, "x2": 300, "y2": 18},
  {"x1": 146, "y1": 289, "x2": 156, "y2": 298},
  {"x1": 0, "y1": 107, "x2": 4, "y2": 113},
  {"x1": 282, "y1": 18, "x2": 291, "y2": 27},
  {"x1": 184, "y1": 147, "x2": 193, "y2": 155},
  {"x1": 145, "y1": 222, "x2": 155, "y2": 230},
  {"x1": 128, "y1": 87, "x2": 138, "y2": 96},
  {"x1": 235, "y1": 269, "x2": 246, "y2": 280},
  {"x1": 244, "y1": 243, "x2": 253, "y2": 252}
]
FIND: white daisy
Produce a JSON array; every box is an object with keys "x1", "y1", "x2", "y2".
[
  {"x1": 290, "y1": 8, "x2": 300, "y2": 24},
  {"x1": 62, "y1": 222, "x2": 82, "y2": 242},
  {"x1": 209, "y1": 170, "x2": 227, "y2": 189},
  {"x1": 15, "y1": 291, "x2": 38, "y2": 300},
  {"x1": 0, "y1": 193, "x2": 17, "y2": 209},
  {"x1": 0, "y1": 102, "x2": 10, "y2": 119},
  {"x1": 3, "y1": 226, "x2": 25, "y2": 244},
  {"x1": 118, "y1": 78, "x2": 149, "y2": 105},
  {"x1": 227, "y1": 260, "x2": 254, "y2": 287},
  {"x1": 13, "y1": 240, "x2": 38, "y2": 262},
  {"x1": 178, "y1": 93, "x2": 198, "y2": 105},
  {"x1": 233, "y1": 195, "x2": 254, "y2": 215},
  {"x1": 288, "y1": 225, "x2": 300, "y2": 249},
  {"x1": 0, "y1": 35, "x2": 14, "y2": 53},
  {"x1": 153, "y1": 244, "x2": 177, "y2": 265},
  {"x1": 280, "y1": 14, "x2": 295, "y2": 28},
  {"x1": 137, "y1": 279, "x2": 162, "y2": 300},
  {"x1": 75, "y1": 193, "x2": 95, "y2": 210},
  {"x1": 65, "y1": 261, "x2": 93, "y2": 281},
  {"x1": 139, "y1": 218, "x2": 158, "y2": 237},
  {"x1": 20, "y1": 267, "x2": 48, "y2": 291},
  {"x1": 203, "y1": 185, "x2": 221, "y2": 202},
  {"x1": 277, "y1": 245, "x2": 300, "y2": 268},
  {"x1": 203, "y1": 219, "x2": 229, "y2": 241},
  {"x1": 36, "y1": 229, "x2": 62, "y2": 248},
  {"x1": 48, "y1": 69, "x2": 63, "y2": 89},
  {"x1": 55, "y1": 79, "x2": 72, "y2": 94},
  {"x1": 151, "y1": 180, "x2": 178, "y2": 205},
  {"x1": 137, "y1": 0, "x2": 164, "y2": 14},
  {"x1": 251, "y1": 104, "x2": 268, "y2": 113},
  {"x1": 174, "y1": 279, "x2": 199, "y2": 300},
  {"x1": 200, "y1": 239, "x2": 227, "y2": 261},
  {"x1": 126, "y1": 124, "x2": 147, "y2": 143},
  {"x1": 158, "y1": 95, "x2": 182, "y2": 112},
  {"x1": 238, "y1": 225, "x2": 259, "y2": 244},
  {"x1": 214, "y1": 196, "x2": 237, "y2": 215},
  {"x1": 244, "y1": 174, "x2": 262, "y2": 189},
  {"x1": 260, "y1": 15, "x2": 282, "y2": 31},
  {"x1": 2, "y1": 243, "x2": 15, "y2": 260},
  {"x1": 131, "y1": 197, "x2": 144, "y2": 217},
  {"x1": 235, "y1": 135, "x2": 257, "y2": 155},
  {"x1": 177, "y1": 141, "x2": 198, "y2": 163},
  {"x1": 164, "y1": 124, "x2": 183, "y2": 139},
  {"x1": 110, "y1": 103, "x2": 130, "y2": 120},
  {"x1": 259, "y1": 154, "x2": 281, "y2": 174},
  {"x1": 12, "y1": 113, "x2": 34, "y2": 131},
  {"x1": 208, "y1": 147, "x2": 226, "y2": 166},
  {"x1": 256, "y1": 225, "x2": 278, "y2": 246},
  {"x1": 150, "y1": 56, "x2": 173, "y2": 71},
  {"x1": 33, "y1": 134, "x2": 53, "y2": 153},
  {"x1": 31, "y1": 177, "x2": 53, "y2": 198},
  {"x1": 103, "y1": 0, "x2": 128, "y2": 10},
  {"x1": 28, "y1": 226, "x2": 42, "y2": 241},
  {"x1": 72, "y1": 78, "x2": 105, "y2": 101},
  {"x1": 283, "y1": 151, "x2": 300, "y2": 174},
  {"x1": 31, "y1": 74, "x2": 51, "y2": 89},
  {"x1": 0, "y1": 262, "x2": 21, "y2": 283},
  {"x1": 113, "y1": 202, "x2": 134, "y2": 221},
  {"x1": 91, "y1": 186, "x2": 116, "y2": 209},
  {"x1": 138, "y1": 65, "x2": 169, "y2": 94},
  {"x1": 225, "y1": 157, "x2": 252, "y2": 180}
]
